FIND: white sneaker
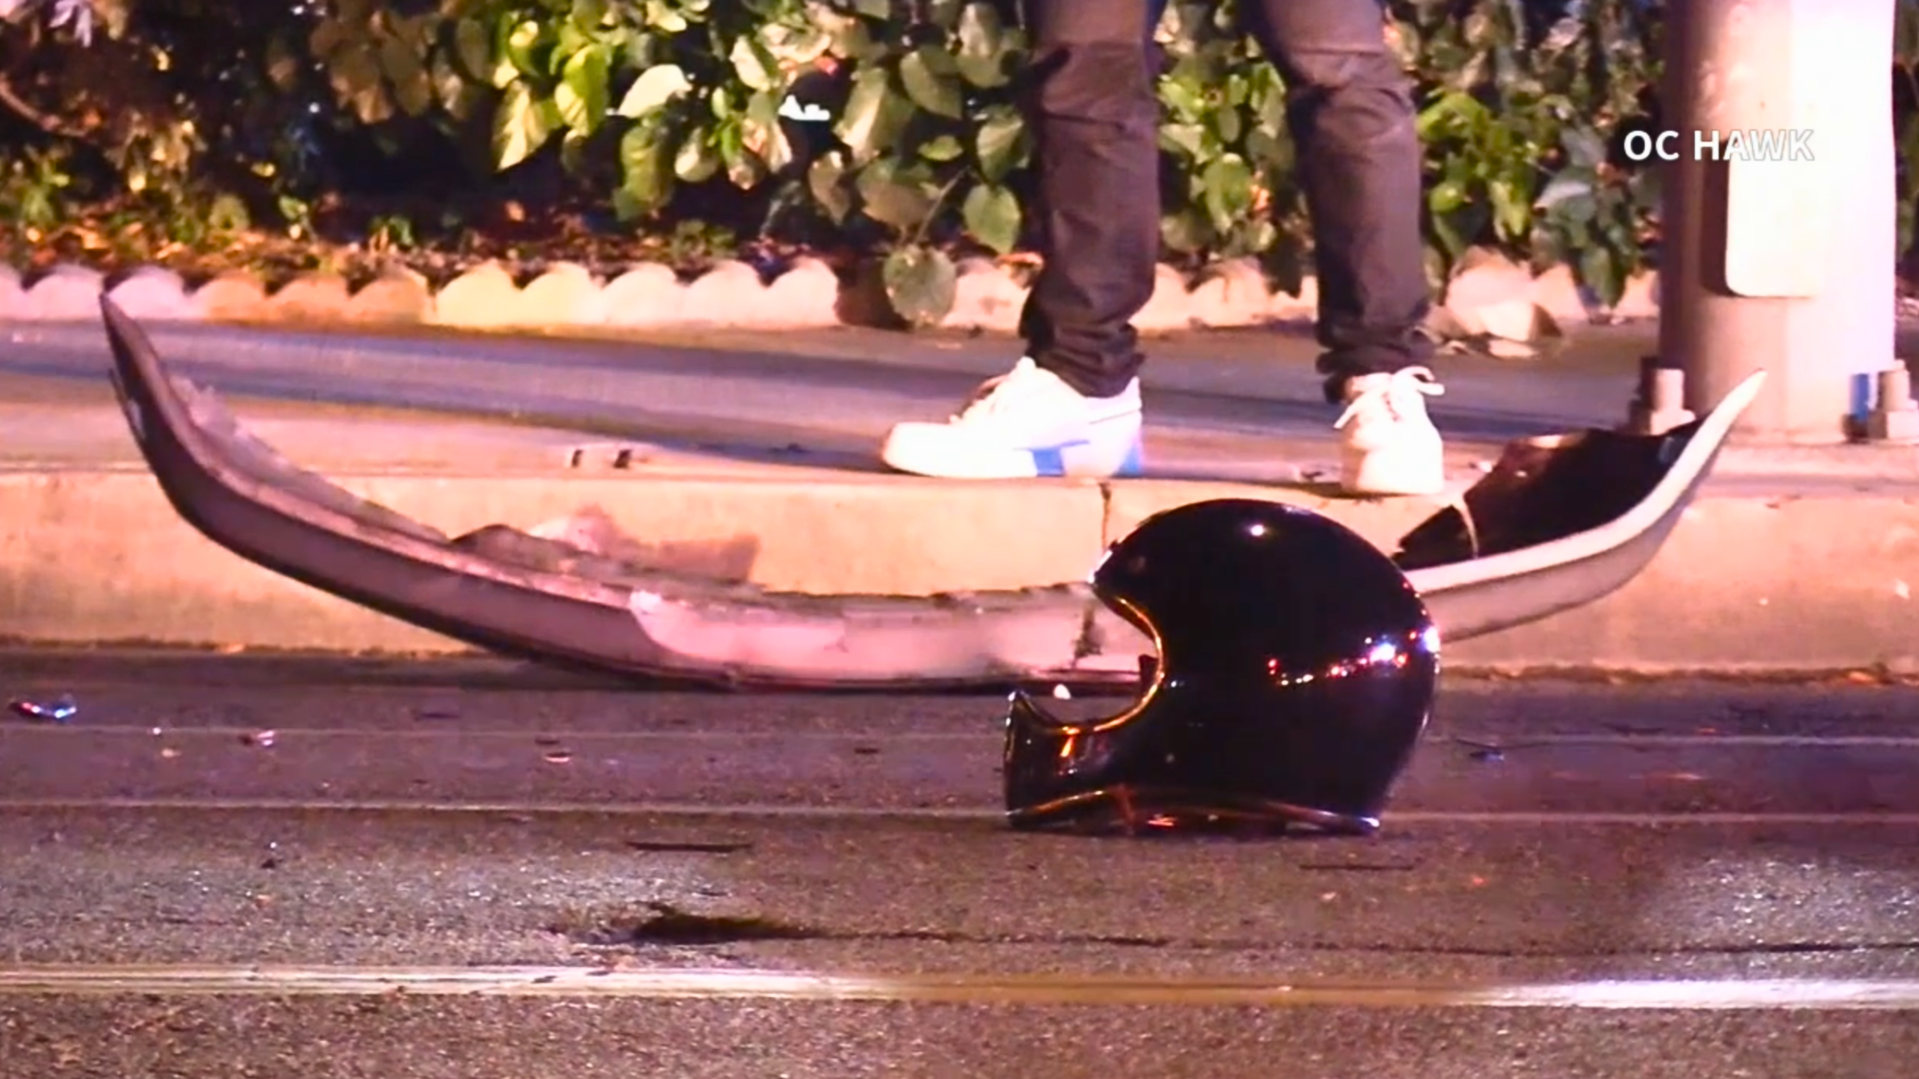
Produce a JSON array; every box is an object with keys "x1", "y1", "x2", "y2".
[
  {"x1": 1334, "y1": 367, "x2": 1446, "y2": 496},
  {"x1": 880, "y1": 357, "x2": 1145, "y2": 479}
]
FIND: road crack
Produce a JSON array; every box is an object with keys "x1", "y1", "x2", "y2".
[{"x1": 548, "y1": 904, "x2": 1919, "y2": 959}]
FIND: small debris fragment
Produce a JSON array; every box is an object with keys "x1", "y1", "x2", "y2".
[
  {"x1": 414, "y1": 704, "x2": 460, "y2": 720},
  {"x1": 160, "y1": 747, "x2": 181, "y2": 760},
  {"x1": 243, "y1": 729, "x2": 277, "y2": 748},
  {"x1": 1051, "y1": 683, "x2": 1072, "y2": 700},
  {"x1": 1452, "y1": 737, "x2": 1505, "y2": 763},
  {"x1": 8, "y1": 694, "x2": 77, "y2": 723},
  {"x1": 543, "y1": 750, "x2": 573, "y2": 765}
]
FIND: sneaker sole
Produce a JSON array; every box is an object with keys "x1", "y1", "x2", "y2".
[{"x1": 882, "y1": 430, "x2": 1146, "y2": 480}]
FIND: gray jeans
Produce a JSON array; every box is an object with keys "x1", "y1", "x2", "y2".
[{"x1": 1013, "y1": 0, "x2": 1434, "y2": 401}]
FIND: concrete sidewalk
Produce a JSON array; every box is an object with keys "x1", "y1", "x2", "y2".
[{"x1": 5, "y1": 325, "x2": 1919, "y2": 675}]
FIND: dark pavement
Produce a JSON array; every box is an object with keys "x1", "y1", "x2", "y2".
[{"x1": 1, "y1": 652, "x2": 1918, "y2": 1076}]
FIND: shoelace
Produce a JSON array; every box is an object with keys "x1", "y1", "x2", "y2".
[
  {"x1": 1334, "y1": 366, "x2": 1444, "y2": 429},
  {"x1": 952, "y1": 359, "x2": 1042, "y2": 422}
]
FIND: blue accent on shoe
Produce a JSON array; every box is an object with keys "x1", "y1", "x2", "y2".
[
  {"x1": 1028, "y1": 445, "x2": 1067, "y2": 477},
  {"x1": 1022, "y1": 434, "x2": 1145, "y2": 479}
]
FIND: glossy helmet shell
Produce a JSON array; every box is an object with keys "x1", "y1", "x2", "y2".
[{"x1": 1002, "y1": 498, "x2": 1439, "y2": 834}]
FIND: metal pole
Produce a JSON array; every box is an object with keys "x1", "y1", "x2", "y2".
[{"x1": 1656, "y1": 0, "x2": 1897, "y2": 443}]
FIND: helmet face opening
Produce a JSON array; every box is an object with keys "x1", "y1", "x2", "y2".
[{"x1": 1002, "y1": 499, "x2": 1440, "y2": 837}]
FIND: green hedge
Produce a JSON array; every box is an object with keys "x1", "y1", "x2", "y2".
[
  {"x1": 5, "y1": 0, "x2": 1919, "y2": 325},
  {"x1": 308, "y1": 0, "x2": 1667, "y2": 321}
]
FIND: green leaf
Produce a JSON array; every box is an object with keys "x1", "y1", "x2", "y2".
[
  {"x1": 675, "y1": 128, "x2": 721, "y2": 182},
  {"x1": 730, "y1": 34, "x2": 780, "y2": 91},
  {"x1": 1560, "y1": 126, "x2": 1607, "y2": 169},
  {"x1": 1428, "y1": 178, "x2": 1467, "y2": 214},
  {"x1": 882, "y1": 245, "x2": 958, "y2": 327},
  {"x1": 310, "y1": 16, "x2": 347, "y2": 59},
  {"x1": 1159, "y1": 76, "x2": 1205, "y2": 122},
  {"x1": 493, "y1": 79, "x2": 556, "y2": 170},
  {"x1": 826, "y1": 15, "x2": 880, "y2": 61},
  {"x1": 556, "y1": 45, "x2": 611, "y2": 134},
  {"x1": 808, "y1": 151, "x2": 854, "y2": 223},
  {"x1": 571, "y1": 0, "x2": 610, "y2": 30},
  {"x1": 615, "y1": 129, "x2": 672, "y2": 218},
  {"x1": 721, "y1": 118, "x2": 762, "y2": 187},
  {"x1": 501, "y1": 18, "x2": 544, "y2": 79},
  {"x1": 1534, "y1": 171, "x2": 1593, "y2": 210},
  {"x1": 835, "y1": 65, "x2": 913, "y2": 163},
  {"x1": 855, "y1": 160, "x2": 937, "y2": 229},
  {"x1": 900, "y1": 47, "x2": 963, "y2": 118},
  {"x1": 208, "y1": 193, "x2": 251, "y2": 233},
  {"x1": 761, "y1": 23, "x2": 833, "y2": 70},
  {"x1": 742, "y1": 89, "x2": 793, "y2": 174},
  {"x1": 961, "y1": 183, "x2": 1021, "y2": 255},
  {"x1": 266, "y1": 33, "x2": 303, "y2": 91},
  {"x1": 1244, "y1": 128, "x2": 1289, "y2": 170},
  {"x1": 1198, "y1": 153, "x2": 1254, "y2": 234},
  {"x1": 453, "y1": 17, "x2": 492, "y2": 81},
  {"x1": 380, "y1": 33, "x2": 434, "y2": 117},
  {"x1": 553, "y1": 24, "x2": 591, "y2": 73},
  {"x1": 1429, "y1": 212, "x2": 1466, "y2": 260},
  {"x1": 1578, "y1": 243, "x2": 1621, "y2": 307},
  {"x1": 328, "y1": 42, "x2": 393, "y2": 125},
  {"x1": 643, "y1": 0, "x2": 688, "y2": 33},
  {"x1": 1487, "y1": 176, "x2": 1529, "y2": 240},
  {"x1": 430, "y1": 48, "x2": 468, "y2": 115},
  {"x1": 974, "y1": 104, "x2": 1024, "y2": 181},
  {"x1": 1160, "y1": 208, "x2": 1212, "y2": 254},
  {"x1": 617, "y1": 64, "x2": 691, "y2": 117},
  {"x1": 1208, "y1": 104, "x2": 1241, "y2": 145},
  {"x1": 919, "y1": 134, "x2": 964, "y2": 162},
  {"x1": 955, "y1": 2, "x2": 1011, "y2": 87},
  {"x1": 1159, "y1": 123, "x2": 1207, "y2": 160},
  {"x1": 1250, "y1": 69, "x2": 1285, "y2": 138}
]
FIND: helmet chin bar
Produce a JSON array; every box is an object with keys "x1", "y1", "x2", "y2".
[{"x1": 1002, "y1": 697, "x2": 1388, "y2": 839}]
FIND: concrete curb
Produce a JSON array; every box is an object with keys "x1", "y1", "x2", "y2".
[
  {"x1": 0, "y1": 249, "x2": 1657, "y2": 342},
  {"x1": 3, "y1": 468, "x2": 1916, "y2": 674}
]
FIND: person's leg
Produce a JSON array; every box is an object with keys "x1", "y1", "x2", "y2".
[
  {"x1": 1015, "y1": 0, "x2": 1166, "y2": 399},
  {"x1": 879, "y1": 0, "x2": 1162, "y2": 480},
  {"x1": 1241, "y1": 0, "x2": 1446, "y2": 496}
]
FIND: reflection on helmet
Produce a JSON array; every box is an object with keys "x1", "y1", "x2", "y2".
[{"x1": 1002, "y1": 498, "x2": 1439, "y2": 837}]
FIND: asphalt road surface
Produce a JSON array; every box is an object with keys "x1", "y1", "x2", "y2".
[{"x1": 2, "y1": 651, "x2": 1918, "y2": 1078}]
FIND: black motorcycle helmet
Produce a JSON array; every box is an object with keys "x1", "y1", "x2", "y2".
[{"x1": 1003, "y1": 498, "x2": 1439, "y2": 836}]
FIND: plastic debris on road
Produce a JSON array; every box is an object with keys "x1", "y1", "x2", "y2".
[
  {"x1": 8, "y1": 693, "x2": 77, "y2": 723},
  {"x1": 1453, "y1": 736, "x2": 1506, "y2": 763}
]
